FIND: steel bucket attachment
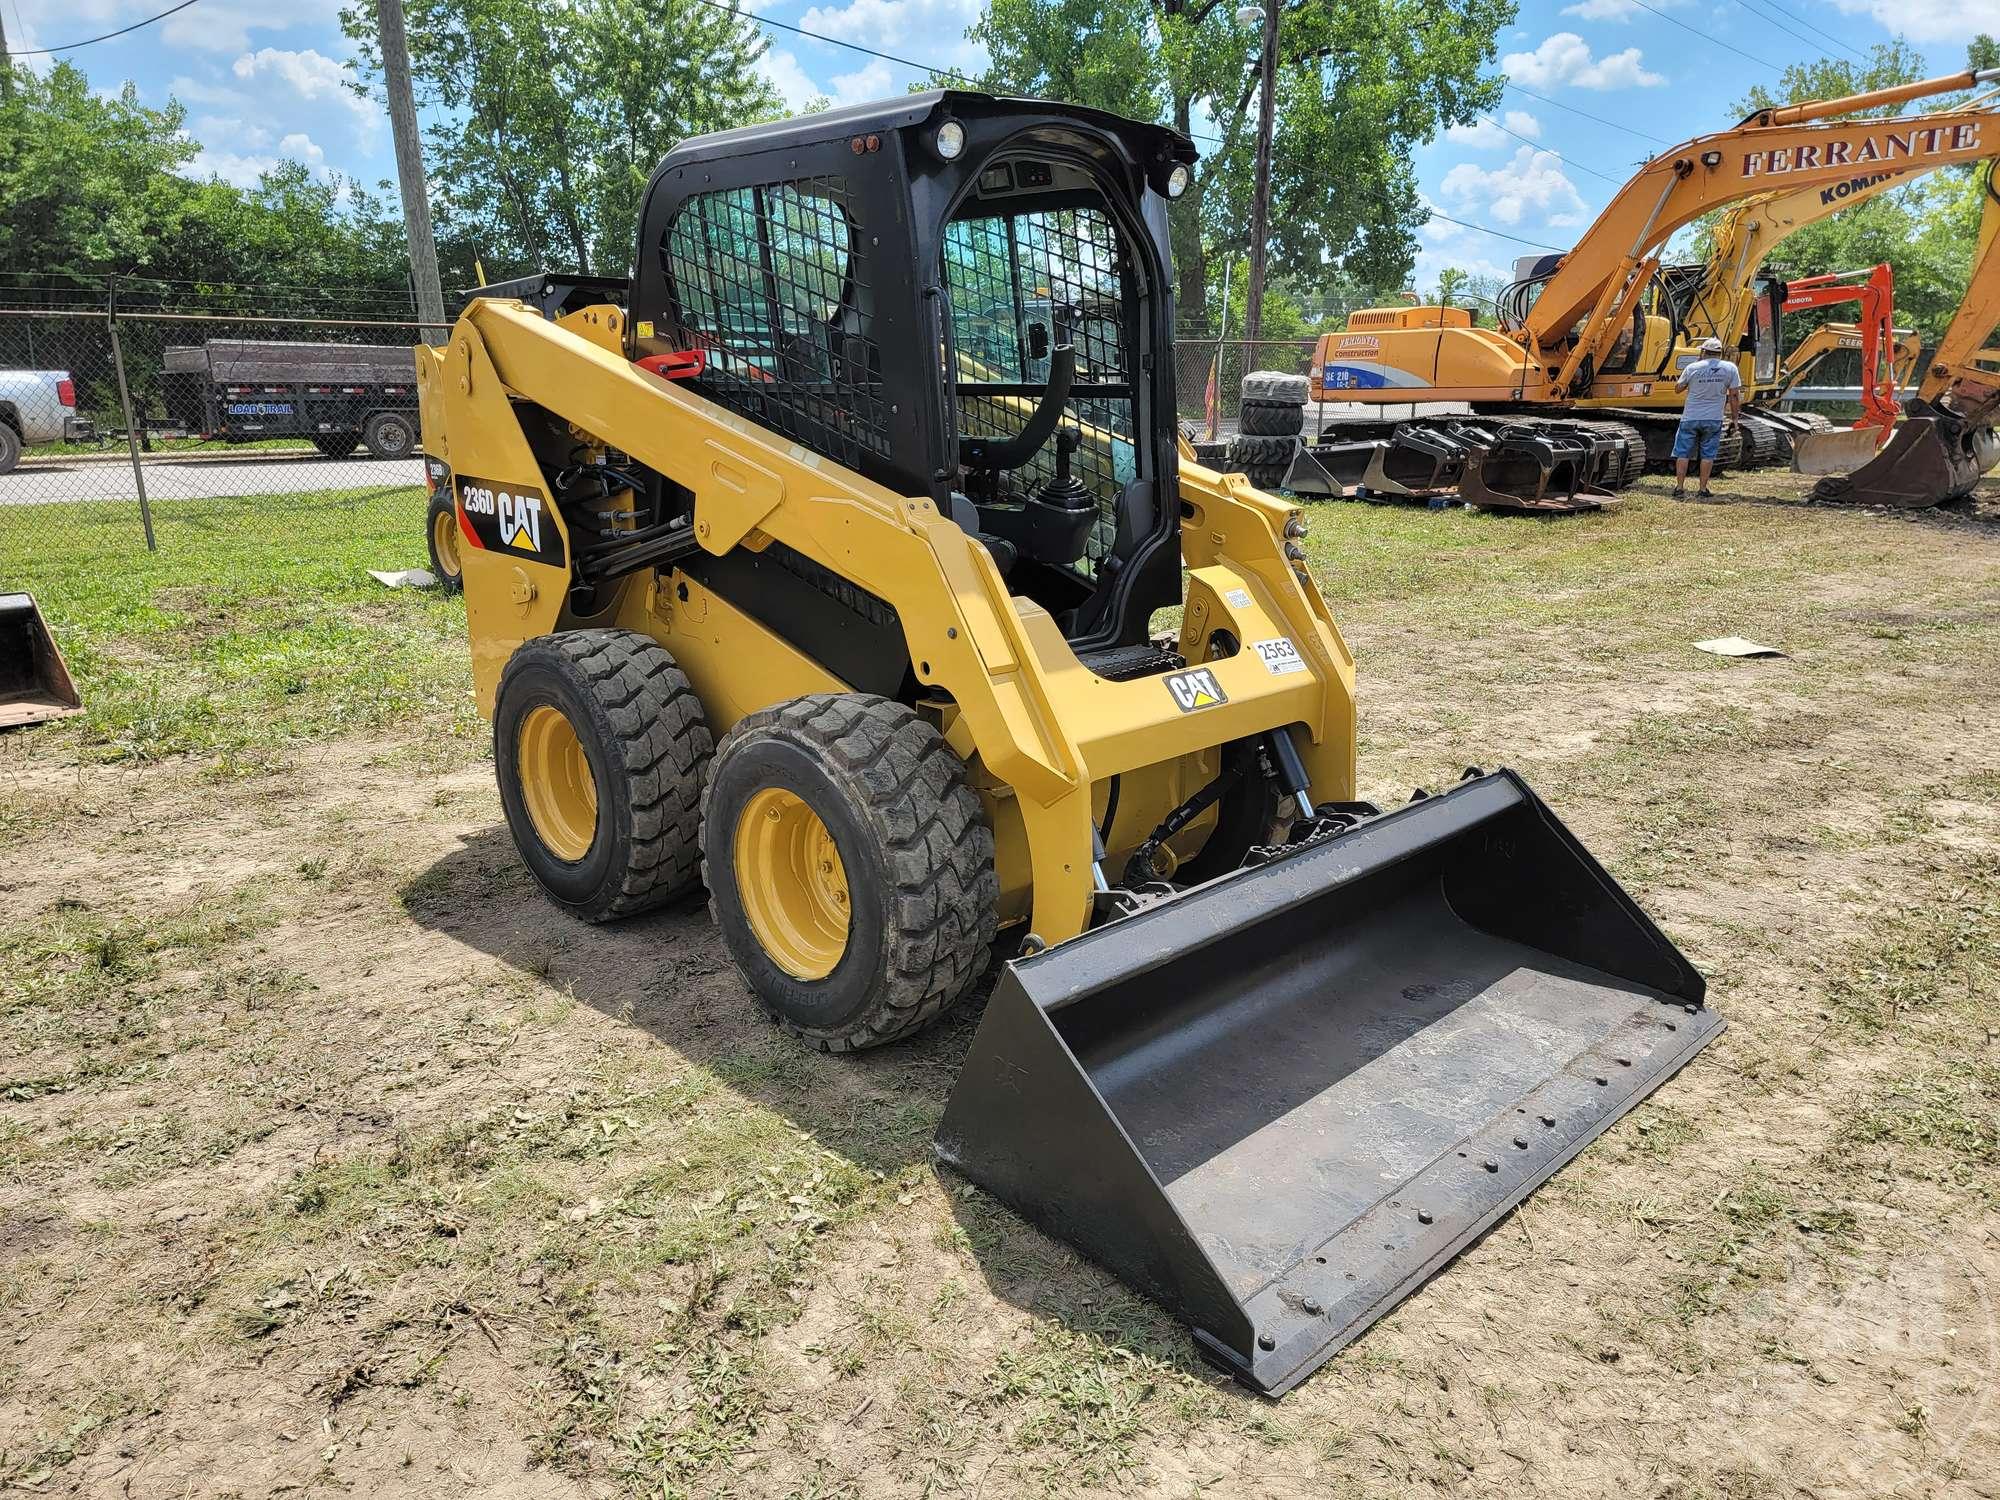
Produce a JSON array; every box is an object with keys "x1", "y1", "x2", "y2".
[
  {"x1": 1811, "y1": 398, "x2": 1999, "y2": 508},
  {"x1": 1790, "y1": 423, "x2": 1886, "y2": 477},
  {"x1": 0, "y1": 593, "x2": 82, "y2": 729},
  {"x1": 937, "y1": 770, "x2": 1720, "y2": 1396},
  {"x1": 1452, "y1": 422, "x2": 1615, "y2": 513}
]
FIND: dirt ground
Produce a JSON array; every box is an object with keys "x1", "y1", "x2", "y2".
[{"x1": 2, "y1": 472, "x2": 1997, "y2": 1498}]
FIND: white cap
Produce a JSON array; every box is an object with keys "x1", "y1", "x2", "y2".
[{"x1": 1700, "y1": 336, "x2": 1725, "y2": 353}]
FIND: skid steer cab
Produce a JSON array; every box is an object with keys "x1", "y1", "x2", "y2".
[{"x1": 415, "y1": 91, "x2": 1719, "y2": 1394}]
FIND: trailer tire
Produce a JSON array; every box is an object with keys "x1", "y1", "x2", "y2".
[
  {"x1": 702, "y1": 693, "x2": 998, "y2": 1052},
  {"x1": 427, "y1": 491, "x2": 465, "y2": 594},
  {"x1": 495, "y1": 630, "x2": 712, "y2": 922},
  {"x1": 364, "y1": 411, "x2": 418, "y2": 459},
  {"x1": 1241, "y1": 370, "x2": 1309, "y2": 405},
  {"x1": 1239, "y1": 400, "x2": 1305, "y2": 437},
  {"x1": 0, "y1": 421, "x2": 20, "y2": 476},
  {"x1": 312, "y1": 434, "x2": 361, "y2": 459}
]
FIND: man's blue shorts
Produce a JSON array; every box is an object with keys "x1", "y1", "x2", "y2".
[{"x1": 1673, "y1": 419, "x2": 1723, "y2": 462}]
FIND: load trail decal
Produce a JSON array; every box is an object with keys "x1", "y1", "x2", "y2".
[{"x1": 455, "y1": 477, "x2": 566, "y2": 569}]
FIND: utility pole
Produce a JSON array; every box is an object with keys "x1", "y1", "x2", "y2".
[
  {"x1": 1242, "y1": 0, "x2": 1280, "y2": 348},
  {"x1": 376, "y1": 0, "x2": 446, "y2": 334}
]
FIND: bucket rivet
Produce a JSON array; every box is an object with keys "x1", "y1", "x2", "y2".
[
  {"x1": 1483, "y1": 1159, "x2": 1499, "y2": 1172},
  {"x1": 1539, "y1": 1114, "x2": 1556, "y2": 1127},
  {"x1": 1683, "y1": 1004, "x2": 1699, "y2": 1015},
  {"x1": 1617, "y1": 1057, "x2": 1632, "y2": 1067},
  {"x1": 1257, "y1": 1333, "x2": 1276, "y2": 1351},
  {"x1": 1303, "y1": 1297, "x2": 1323, "y2": 1315},
  {"x1": 1513, "y1": 1136, "x2": 1529, "y2": 1149},
  {"x1": 1594, "y1": 1076, "x2": 1608, "y2": 1086},
  {"x1": 1418, "y1": 1209, "x2": 1433, "y2": 1224}
]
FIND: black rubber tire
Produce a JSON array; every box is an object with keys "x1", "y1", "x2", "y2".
[
  {"x1": 494, "y1": 630, "x2": 711, "y2": 921},
  {"x1": 0, "y1": 421, "x2": 20, "y2": 476},
  {"x1": 1239, "y1": 400, "x2": 1305, "y2": 437},
  {"x1": 1241, "y1": 370, "x2": 1310, "y2": 404},
  {"x1": 426, "y1": 491, "x2": 464, "y2": 595},
  {"x1": 311, "y1": 433, "x2": 361, "y2": 459},
  {"x1": 364, "y1": 411, "x2": 418, "y2": 459},
  {"x1": 1244, "y1": 463, "x2": 1290, "y2": 491},
  {"x1": 1228, "y1": 433, "x2": 1300, "y2": 466},
  {"x1": 702, "y1": 693, "x2": 998, "y2": 1052}
]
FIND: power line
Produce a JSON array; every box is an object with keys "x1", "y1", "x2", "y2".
[
  {"x1": 8, "y1": 0, "x2": 200, "y2": 55},
  {"x1": 1732, "y1": 0, "x2": 1857, "y2": 66},
  {"x1": 1741, "y1": 0, "x2": 1871, "y2": 63},
  {"x1": 1624, "y1": 0, "x2": 1785, "y2": 77},
  {"x1": 1478, "y1": 114, "x2": 1626, "y2": 186},
  {"x1": 1424, "y1": 211, "x2": 1561, "y2": 252},
  {"x1": 1503, "y1": 83, "x2": 1671, "y2": 147}
]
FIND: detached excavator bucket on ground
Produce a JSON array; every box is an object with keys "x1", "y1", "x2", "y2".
[
  {"x1": 1790, "y1": 422, "x2": 1887, "y2": 476},
  {"x1": 0, "y1": 593, "x2": 82, "y2": 729},
  {"x1": 1813, "y1": 380, "x2": 2000, "y2": 507},
  {"x1": 938, "y1": 769, "x2": 1720, "y2": 1396}
]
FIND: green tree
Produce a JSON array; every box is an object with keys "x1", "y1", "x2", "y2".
[
  {"x1": 341, "y1": 0, "x2": 782, "y2": 277},
  {"x1": 965, "y1": 0, "x2": 1513, "y2": 326},
  {"x1": 1434, "y1": 267, "x2": 1468, "y2": 308}
]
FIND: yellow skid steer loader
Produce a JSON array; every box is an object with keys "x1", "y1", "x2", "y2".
[{"x1": 417, "y1": 93, "x2": 1719, "y2": 1395}]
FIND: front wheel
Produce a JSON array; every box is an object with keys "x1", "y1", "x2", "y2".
[
  {"x1": 364, "y1": 411, "x2": 418, "y2": 459},
  {"x1": 0, "y1": 423, "x2": 20, "y2": 475},
  {"x1": 702, "y1": 694, "x2": 998, "y2": 1052}
]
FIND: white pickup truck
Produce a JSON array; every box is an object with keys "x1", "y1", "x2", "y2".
[{"x1": 0, "y1": 371, "x2": 94, "y2": 474}]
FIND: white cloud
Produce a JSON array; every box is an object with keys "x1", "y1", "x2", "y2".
[
  {"x1": 794, "y1": 0, "x2": 988, "y2": 75},
  {"x1": 191, "y1": 115, "x2": 273, "y2": 149},
  {"x1": 231, "y1": 48, "x2": 379, "y2": 135},
  {"x1": 1560, "y1": 0, "x2": 1648, "y2": 18},
  {"x1": 1440, "y1": 145, "x2": 1590, "y2": 227},
  {"x1": 188, "y1": 129, "x2": 332, "y2": 187},
  {"x1": 280, "y1": 132, "x2": 327, "y2": 169},
  {"x1": 828, "y1": 60, "x2": 895, "y2": 106},
  {"x1": 1503, "y1": 32, "x2": 1664, "y2": 91},
  {"x1": 1445, "y1": 109, "x2": 1542, "y2": 148},
  {"x1": 756, "y1": 49, "x2": 826, "y2": 112},
  {"x1": 1829, "y1": 0, "x2": 1994, "y2": 42},
  {"x1": 8, "y1": 0, "x2": 342, "y2": 58}
]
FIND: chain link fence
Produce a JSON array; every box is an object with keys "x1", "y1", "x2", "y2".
[
  {"x1": 0, "y1": 280, "x2": 445, "y2": 586},
  {"x1": 1171, "y1": 338, "x2": 1318, "y2": 436}
]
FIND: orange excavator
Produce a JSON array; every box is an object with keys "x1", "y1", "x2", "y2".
[
  {"x1": 1285, "y1": 66, "x2": 2000, "y2": 510},
  {"x1": 1778, "y1": 263, "x2": 1901, "y2": 473},
  {"x1": 1815, "y1": 162, "x2": 2000, "y2": 505}
]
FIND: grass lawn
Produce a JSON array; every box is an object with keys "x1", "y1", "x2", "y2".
[
  {"x1": 0, "y1": 471, "x2": 1996, "y2": 1498},
  {"x1": 0, "y1": 486, "x2": 478, "y2": 769}
]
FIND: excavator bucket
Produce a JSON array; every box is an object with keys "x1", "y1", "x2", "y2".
[
  {"x1": 0, "y1": 593, "x2": 82, "y2": 729},
  {"x1": 1453, "y1": 422, "x2": 1616, "y2": 513},
  {"x1": 1812, "y1": 384, "x2": 2000, "y2": 507},
  {"x1": 1789, "y1": 423, "x2": 1886, "y2": 476},
  {"x1": 937, "y1": 769, "x2": 1719, "y2": 1396}
]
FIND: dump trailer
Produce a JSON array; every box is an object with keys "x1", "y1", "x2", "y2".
[
  {"x1": 417, "y1": 92, "x2": 1719, "y2": 1394},
  {"x1": 162, "y1": 341, "x2": 421, "y2": 459},
  {"x1": 1286, "y1": 67, "x2": 2000, "y2": 507},
  {"x1": 0, "y1": 593, "x2": 81, "y2": 729}
]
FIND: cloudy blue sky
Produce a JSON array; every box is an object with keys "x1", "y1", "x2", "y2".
[{"x1": 4, "y1": 0, "x2": 1995, "y2": 288}]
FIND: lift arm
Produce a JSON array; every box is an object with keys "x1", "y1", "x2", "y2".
[{"x1": 1526, "y1": 68, "x2": 2000, "y2": 393}]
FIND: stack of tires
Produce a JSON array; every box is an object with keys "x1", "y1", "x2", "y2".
[{"x1": 1228, "y1": 371, "x2": 1309, "y2": 490}]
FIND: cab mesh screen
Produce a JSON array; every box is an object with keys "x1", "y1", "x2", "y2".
[
  {"x1": 942, "y1": 204, "x2": 1135, "y2": 574},
  {"x1": 663, "y1": 177, "x2": 890, "y2": 470}
]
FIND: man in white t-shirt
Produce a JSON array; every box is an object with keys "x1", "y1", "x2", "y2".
[{"x1": 1672, "y1": 336, "x2": 1743, "y2": 497}]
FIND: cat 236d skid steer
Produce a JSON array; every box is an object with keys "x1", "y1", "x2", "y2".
[{"x1": 417, "y1": 93, "x2": 1720, "y2": 1396}]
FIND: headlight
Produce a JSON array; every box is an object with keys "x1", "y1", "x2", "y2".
[
  {"x1": 1167, "y1": 163, "x2": 1191, "y2": 198},
  {"x1": 934, "y1": 120, "x2": 966, "y2": 161}
]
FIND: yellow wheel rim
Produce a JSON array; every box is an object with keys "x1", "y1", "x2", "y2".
[
  {"x1": 733, "y1": 787, "x2": 850, "y2": 980},
  {"x1": 517, "y1": 705, "x2": 598, "y2": 861},
  {"x1": 432, "y1": 507, "x2": 462, "y2": 580}
]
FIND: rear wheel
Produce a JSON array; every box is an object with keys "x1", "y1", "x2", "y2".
[
  {"x1": 311, "y1": 433, "x2": 360, "y2": 459},
  {"x1": 426, "y1": 492, "x2": 464, "y2": 594},
  {"x1": 364, "y1": 411, "x2": 418, "y2": 459},
  {"x1": 702, "y1": 693, "x2": 998, "y2": 1052},
  {"x1": 494, "y1": 630, "x2": 711, "y2": 921},
  {"x1": 0, "y1": 422, "x2": 20, "y2": 475}
]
